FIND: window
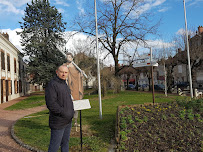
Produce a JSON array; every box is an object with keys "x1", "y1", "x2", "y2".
[
  {"x1": 14, "y1": 80, "x2": 19, "y2": 94},
  {"x1": 19, "y1": 61, "x2": 21, "y2": 75},
  {"x1": 178, "y1": 65, "x2": 182, "y2": 73},
  {"x1": 17, "y1": 81, "x2": 19, "y2": 93},
  {"x1": 7, "y1": 54, "x2": 10, "y2": 71},
  {"x1": 14, "y1": 58, "x2": 17, "y2": 73},
  {"x1": 1, "y1": 51, "x2": 5, "y2": 70}
]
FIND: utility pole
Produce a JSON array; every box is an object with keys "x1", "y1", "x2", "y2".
[
  {"x1": 94, "y1": 0, "x2": 102, "y2": 119},
  {"x1": 183, "y1": 0, "x2": 193, "y2": 98}
]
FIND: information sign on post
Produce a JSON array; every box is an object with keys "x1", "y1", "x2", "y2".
[
  {"x1": 73, "y1": 99, "x2": 91, "y2": 152},
  {"x1": 133, "y1": 48, "x2": 158, "y2": 105}
]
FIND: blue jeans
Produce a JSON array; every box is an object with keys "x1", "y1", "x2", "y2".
[{"x1": 48, "y1": 122, "x2": 72, "y2": 152}]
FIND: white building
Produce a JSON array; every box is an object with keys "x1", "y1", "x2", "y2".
[{"x1": 0, "y1": 32, "x2": 30, "y2": 104}]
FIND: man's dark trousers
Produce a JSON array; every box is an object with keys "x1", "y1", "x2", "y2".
[{"x1": 48, "y1": 122, "x2": 72, "y2": 152}]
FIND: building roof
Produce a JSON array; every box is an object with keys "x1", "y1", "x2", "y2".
[{"x1": 0, "y1": 32, "x2": 23, "y2": 57}]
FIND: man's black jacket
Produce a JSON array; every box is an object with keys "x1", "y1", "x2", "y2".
[{"x1": 45, "y1": 76, "x2": 74, "y2": 129}]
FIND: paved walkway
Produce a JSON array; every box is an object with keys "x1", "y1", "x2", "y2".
[{"x1": 0, "y1": 96, "x2": 47, "y2": 152}]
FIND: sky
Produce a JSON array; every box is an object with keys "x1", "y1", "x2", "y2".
[{"x1": 0, "y1": 0, "x2": 203, "y2": 65}]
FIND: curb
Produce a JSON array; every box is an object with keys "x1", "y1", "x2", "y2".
[{"x1": 11, "y1": 120, "x2": 45, "y2": 152}]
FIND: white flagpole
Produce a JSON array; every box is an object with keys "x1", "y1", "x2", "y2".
[
  {"x1": 183, "y1": 0, "x2": 193, "y2": 98},
  {"x1": 94, "y1": 0, "x2": 102, "y2": 119}
]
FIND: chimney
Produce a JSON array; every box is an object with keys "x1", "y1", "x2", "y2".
[
  {"x1": 198, "y1": 26, "x2": 203, "y2": 34},
  {"x1": 2, "y1": 32, "x2": 9, "y2": 40}
]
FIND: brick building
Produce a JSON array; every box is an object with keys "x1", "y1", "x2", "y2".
[
  {"x1": 189, "y1": 26, "x2": 203, "y2": 89},
  {"x1": 172, "y1": 26, "x2": 203, "y2": 89}
]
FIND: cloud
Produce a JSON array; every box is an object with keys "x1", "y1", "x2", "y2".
[
  {"x1": 142, "y1": 0, "x2": 166, "y2": 12},
  {"x1": 57, "y1": 8, "x2": 65, "y2": 13},
  {"x1": 158, "y1": 7, "x2": 169, "y2": 12},
  {"x1": 176, "y1": 28, "x2": 185, "y2": 35},
  {"x1": 0, "y1": 1, "x2": 25, "y2": 15},
  {"x1": 176, "y1": 28, "x2": 195, "y2": 36},
  {"x1": 151, "y1": 0, "x2": 166, "y2": 7},
  {"x1": 1, "y1": 0, "x2": 30, "y2": 7},
  {"x1": 64, "y1": 31, "x2": 89, "y2": 51},
  {"x1": 145, "y1": 39, "x2": 174, "y2": 49},
  {"x1": 76, "y1": 0, "x2": 85, "y2": 15},
  {"x1": 187, "y1": 0, "x2": 203, "y2": 6},
  {"x1": 0, "y1": 0, "x2": 70, "y2": 15},
  {"x1": 54, "y1": 0, "x2": 70, "y2": 7},
  {"x1": 122, "y1": 0, "x2": 166, "y2": 18}
]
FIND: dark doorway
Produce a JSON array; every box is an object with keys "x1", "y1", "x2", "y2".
[
  {"x1": 6, "y1": 80, "x2": 9, "y2": 102},
  {"x1": 1, "y1": 79, "x2": 3, "y2": 103}
]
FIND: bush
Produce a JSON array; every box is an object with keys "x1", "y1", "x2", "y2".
[{"x1": 176, "y1": 98, "x2": 203, "y2": 112}]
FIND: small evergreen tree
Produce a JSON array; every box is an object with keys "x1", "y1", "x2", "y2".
[{"x1": 18, "y1": 0, "x2": 67, "y2": 86}]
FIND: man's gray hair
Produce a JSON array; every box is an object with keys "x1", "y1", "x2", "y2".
[{"x1": 56, "y1": 65, "x2": 68, "y2": 71}]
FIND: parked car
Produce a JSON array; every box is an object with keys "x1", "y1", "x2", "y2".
[
  {"x1": 176, "y1": 82, "x2": 189, "y2": 90},
  {"x1": 126, "y1": 84, "x2": 135, "y2": 90},
  {"x1": 154, "y1": 84, "x2": 165, "y2": 91},
  {"x1": 138, "y1": 84, "x2": 149, "y2": 91},
  {"x1": 141, "y1": 84, "x2": 149, "y2": 89}
]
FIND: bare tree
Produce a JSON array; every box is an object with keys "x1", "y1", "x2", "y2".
[{"x1": 70, "y1": 0, "x2": 160, "y2": 76}]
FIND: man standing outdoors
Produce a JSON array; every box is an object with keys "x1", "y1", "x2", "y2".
[
  {"x1": 64, "y1": 52, "x2": 84, "y2": 128},
  {"x1": 45, "y1": 65, "x2": 74, "y2": 152}
]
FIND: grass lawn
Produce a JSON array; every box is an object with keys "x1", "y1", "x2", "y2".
[
  {"x1": 11, "y1": 90, "x2": 186, "y2": 151},
  {"x1": 5, "y1": 92, "x2": 45, "y2": 110}
]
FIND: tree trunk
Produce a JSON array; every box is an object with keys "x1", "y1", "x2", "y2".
[
  {"x1": 114, "y1": 55, "x2": 119, "y2": 76},
  {"x1": 135, "y1": 75, "x2": 138, "y2": 91}
]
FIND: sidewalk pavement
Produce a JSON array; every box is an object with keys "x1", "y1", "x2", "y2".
[{"x1": 0, "y1": 96, "x2": 47, "y2": 152}]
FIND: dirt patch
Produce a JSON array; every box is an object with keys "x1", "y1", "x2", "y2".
[{"x1": 71, "y1": 125, "x2": 94, "y2": 137}]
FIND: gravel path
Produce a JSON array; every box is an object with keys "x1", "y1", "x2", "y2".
[{"x1": 0, "y1": 96, "x2": 47, "y2": 152}]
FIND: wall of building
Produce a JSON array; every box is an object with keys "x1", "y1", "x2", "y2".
[{"x1": 0, "y1": 33, "x2": 29, "y2": 104}]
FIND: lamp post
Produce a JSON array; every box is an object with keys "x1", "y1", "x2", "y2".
[{"x1": 183, "y1": 0, "x2": 193, "y2": 98}]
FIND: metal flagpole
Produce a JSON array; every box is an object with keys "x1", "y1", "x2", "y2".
[
  {"x1": 183, "y1": 0, "x2": 193, "y2": 98},
  {"x1": 150, "y1": 48, "x2": 155, "y2": 105},
  {"x1": 94, "y1": 0, "x2": 102, "y2": 119}
]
